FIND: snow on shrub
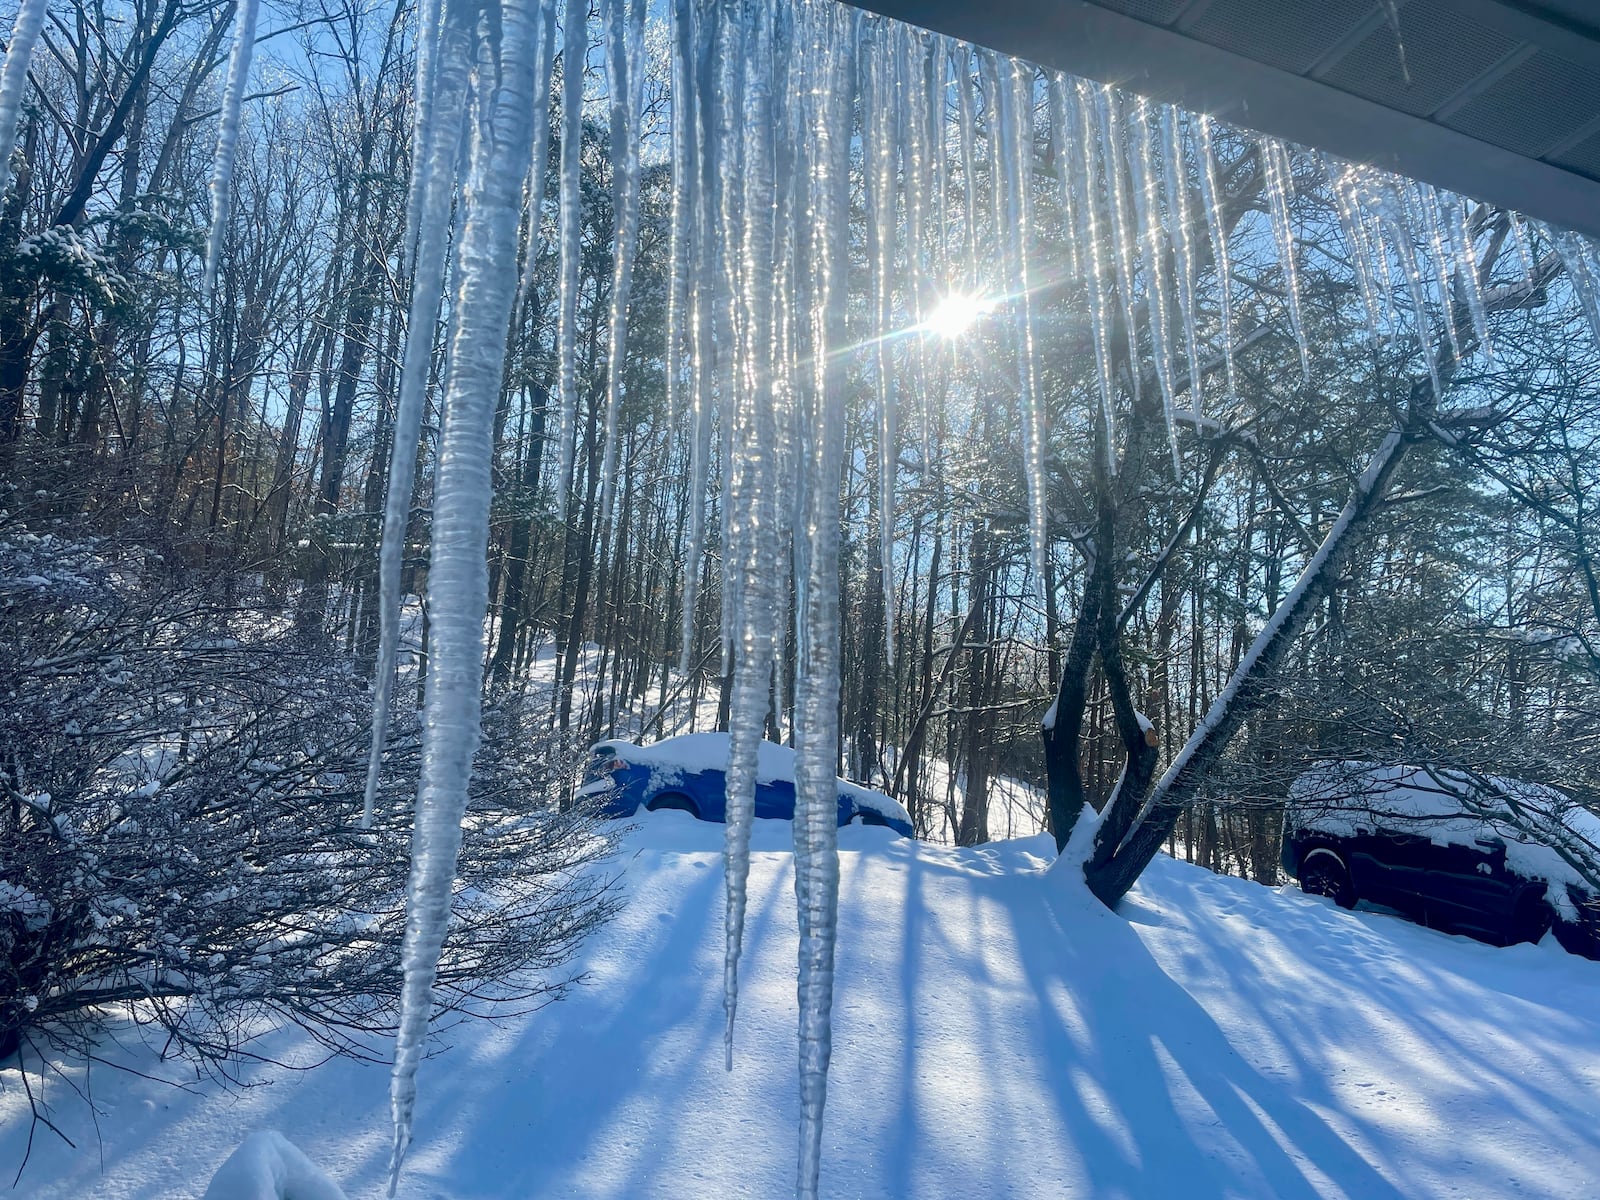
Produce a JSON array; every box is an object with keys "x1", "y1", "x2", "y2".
[{"x1": 0, "y1": 528, "x2": 618, "y2": 1070}]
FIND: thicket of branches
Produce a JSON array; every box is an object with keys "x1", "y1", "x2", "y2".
[{"x1": 0, "y1": 503, "x2": 617, "y2": 1081}]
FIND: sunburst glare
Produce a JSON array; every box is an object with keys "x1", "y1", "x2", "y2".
[{"x1": 920, "y1": 291, "x2": 995, "y2": 339}]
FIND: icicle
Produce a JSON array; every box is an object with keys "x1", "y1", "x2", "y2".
[
  {"x1": 1451, "y1": 198, "x2": 1491, "y2": 351},
  {"x1": 362, "y1": 0, "x2": 475, "y2": 830},
  {"x1": 713, "y1": 0, "x2": 748, "y2": 685},
  {"x1": 1324, "y1": 157, "x2": 1388, "y2": 350},
  {"x1": 552, "y1": 0, "x2": 588, "y2": 522},
  {"x1": 999, "y1": 61, "x2": 1049, "y2": 589},
  {"x1": 594, "y1": 0, "x2": 647, "y2": 535},
  {"x1": 929, "y1": 47, "x2": 951, "y2": 323},
  {"x1": 979, "y1": 50, "x2": 1005, "y2": 280},
  {"x1": 513, "y1": 0, "x2": 559, "y2": 317},
  {"x1": 1193, "y1": 115, "x2": 1237, "y2": 398},
  {"x1": 954, "y1": 44, "x2": 980, "y2": 294},
  {"x1": 1071, "y1": 79, "x2": 1118, "y2": 455},
  {"x1": 387, "y1": 0, "x2": 542, "y2": 1190},
  {"x1": 677, "y1": 0, "x2": 719, "y2": 675},
  {"x1": 1260, "y1": 138, "x2": 1310, "y2": 378},
  {"x1": 1160, "y1": 107, "x2": 1203, "y2": 416},
  {"x1": 1412, "y1": 182, "x2": 1463, "y2": 363},
  {"x1": 1552, "y1": 228, "x2": 1600, "y2": 348},
  {"x1": 792, "y1": 12, "x2": 851, "y2": 1196},
  {"x1": 1095, "y1": 86, "x2": 1143, "y2": 415},
  {"x1": 202, "y1": 0, "x2": 263, "y2": 300},
  {"x1": 1047, "y1": 76, "x2": 1081, "y2": 286},
  {"x1": 1507, "y1": 211, "x2": 1534, "y2": 286},
  {"x1": 401, "y1": 0, "x2": 443, "y2": 273},
  {"x1": 1373, "y1": 179, "x2": 1444, "y2": 400},
  {"x1": 0, "y1": 0, "x2": 49, "y2": 200},
  {"x1": 1125, "y1": 95, "x2": 1179, "y2": 473},
  {"x1": 899, "y1": 27, "x2": 934, "y2": 469},
  {"x1": 663, "y1": 0, "x2": 696, "y2": 428},
  {"x1": 722, "y1": 0, "x2": 779, "y2": 1072},
  {"x1": 864, "y1": 28, "x2": 897, "y2": 667}
]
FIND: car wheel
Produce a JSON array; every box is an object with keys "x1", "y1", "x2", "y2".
[
  {"x1": 1300, "y1": 849, "x2": 1356, "y2": 910},
  {"x1": 646, "y1": 790, "x2": 699, "y2": 818},
  {"x1": 1507, "y1": 889, "x2": 1553, "y2": 946}
]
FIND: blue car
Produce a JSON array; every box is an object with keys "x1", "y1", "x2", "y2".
[{"x1": 579, "y1": 732, "x2": 914, "y2": 839}]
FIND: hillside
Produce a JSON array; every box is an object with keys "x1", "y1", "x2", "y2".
[{"x1": 6, "y1": 813, "x2": 1600, "y2": 1198}]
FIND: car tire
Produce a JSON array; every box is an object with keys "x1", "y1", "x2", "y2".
[
  {"x1": 646, "y1": 790, "x2": 699, "y2": 818},
  {"x1": 1507, "y1": 889, "x2": 1553, "y2": 946},
  {"x1": 1300, "y1": 849, "x2": 1356, "y2": 910}
]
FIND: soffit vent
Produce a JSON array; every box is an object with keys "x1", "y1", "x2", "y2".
[
  {"x1": 1091, "y1": 0, "x2": 1190, "y2": 24},
  {"x1": 1550, "y1": 128, "x2": 1600, "y2": 179},
  {"x1": 1319, "y1": 0, "x2": 1519, "y2": 116},
  {"x1": 1444, "y1": 50, "x2": 1600, "y2": 156},
  {"x1": 1187, "y1": 0, "x2": 1374, "y2": 76}
]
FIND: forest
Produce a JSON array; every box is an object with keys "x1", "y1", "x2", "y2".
[{"x1": 2, "y1": 0, "x2": 1598, "y2": 1194}]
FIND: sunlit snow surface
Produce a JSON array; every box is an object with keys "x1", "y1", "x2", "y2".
[{"x1": 11, "y1": 813, "x2": 1600, "y2": 1199}]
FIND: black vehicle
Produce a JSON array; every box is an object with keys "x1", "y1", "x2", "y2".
[{"x1": 1281, "y1": 762, "x2": 1600, "y2": 957}]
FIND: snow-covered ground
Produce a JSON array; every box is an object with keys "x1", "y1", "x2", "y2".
[{"x1": 7, "y1": 814, "x2": 1600, "y2": 1198}]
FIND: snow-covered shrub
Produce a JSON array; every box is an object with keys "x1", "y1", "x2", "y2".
[{"x1": 0, "y1": 527, "x2": 617, "y2": 1067}]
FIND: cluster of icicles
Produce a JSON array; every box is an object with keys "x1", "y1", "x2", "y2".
[{"x1": 6, "y1": 0, "x2": 1600, "y2": 1194}]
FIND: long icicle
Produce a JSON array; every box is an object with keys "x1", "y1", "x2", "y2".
[
  {"x1": 512, "y1": 0, "x2": 559, "y2": 318},
  {"x1": 552, "y1": 0, "x2": 588, "y2": 522},
  {"x1": 865, "y1": 25, "x2": 897, "y2": 669},
  {"x1": 723, "y1": 0, "x2": 777, "y2": 1073},
  {"x1": 794, "y1": 13, "x2": 851, "y2": 1197},
  {"x1": 1413, "y1": 182, "x2": 1463, "y2": 363},
  {"x1": 663, "y1": 0, "x2": 696, "y2": 428},
  {"x1": 1324, "y1": 157, "x2": 1389, "y2": 351},
  {"x1": 1125, "y1": 94, "x2": 1179, "y2": 472},
  {"x1": 386, "y1": 0, "x2": 541, "y2": 1190},
  {"x1": 1261, "y1": 138, "x2": 1310, "y2": 378},
  {"x1": 1161, "y1": 106, "x2": 1203, "y2": 415},
  {"x1": 401, "y1": 0, "x2": 444, "y2": 272},
  {"x1": 1000, "y1": 60, "x2": 1048, "y2": 591},
  {"x1": 1095, "y1": 85, "x2": 1143, "y2": 417},
  {"x1": 1071, "y1": 78, "x2": 1117, "y2": 458},
  {"x1": 713, "y1": 0, "x2": 748, "y2": 683},
  {"x1": 1193, "y1": 114, "x2": 1237, "y2": 398},
  {"x1": 677, "y1": 0, "x2": 719, "y2": 674},
  {"x1": 0, "y1": 0, "x2": 49, "y2": 200},
  {"x1": 202, "y1": 0, "x2": 263, "y2": 300},
  {"x1": 362, "y1": 0, "x2": 476, "y2": 829},
  {"x1": 1372, "y1": 176, "x2": 1444, "y2": 401},
  {"x1": 594, "y1": 0, "x2": 646, "y2": 534},
  {"x1": 1451, "y1": 197, "x2": 1491, "y2": 351}
]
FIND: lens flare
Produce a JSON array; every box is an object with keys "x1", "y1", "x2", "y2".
[{"x1": 921, "y1": 291, "x2": 994, "y2": 339}]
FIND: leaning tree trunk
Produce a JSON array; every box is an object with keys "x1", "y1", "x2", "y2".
[{"x1": 1075, "y1": 401, "x2": 1422, "y2": 907}]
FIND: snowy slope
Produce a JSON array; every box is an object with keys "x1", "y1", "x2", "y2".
[{"x1": 6, "y1": 814, "x2": 1600, "y2": 1199}]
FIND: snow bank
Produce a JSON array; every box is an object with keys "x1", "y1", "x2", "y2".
[
  {"x1": 10, "y1": 817, "x2": 1600, "y2": 1199},
  {"x1": 202, "y1": 1132, "x2": 346, "y2": 1200}
]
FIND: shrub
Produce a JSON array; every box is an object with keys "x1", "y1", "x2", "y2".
[{"x1": 0, "y1": 526, "x2": 617, "y2": 1071}]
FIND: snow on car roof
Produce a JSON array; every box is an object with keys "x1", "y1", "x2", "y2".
[
  {"x1": 1289, "y1": 761, "x2": 1600, "y2": 909},
  {"x1": 592, "y1": 732, "x2": 912, "y2": 826}
]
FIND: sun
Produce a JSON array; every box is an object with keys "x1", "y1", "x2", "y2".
[{"x1": 920, "y1": 291, "x2": 995, "y2": 340}]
